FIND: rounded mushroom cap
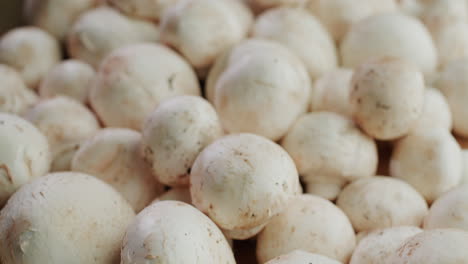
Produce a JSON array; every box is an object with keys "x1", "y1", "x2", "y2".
[
  {"x1": 256, "y1": 194, "x2": 356, "y2": 263},
  {"x1": 430, "y1": 21, "x2": 468, "y2": 69},
  {"x1": 350, "y1": 226, "x2": 423, "y2": 264},
  {"x1": 107, "y1": 0, "x2": 177, "y2": 21},
  {"x1": 0, "y1": 65, "x2": 38, "y2": 115},
  {"x1": 25, "y1": 96, "x2": 100, "y2": 172},
  {"x1": 141, "y1": 96, "x2": 223, "y2": 186},
  {"x1": 121, "y1": 201, "x2": 235, "y2": 264},
  {"x1": 390, "y1": 129, "x2": 462, "y2": 203},
  {"x1": 340, "y1": 13, "x2": 437, "y2": 76},
  {"x1": 424, "y1": 185, "x2": 468, "y2": 231},
  {"x1": 67, "y1": 7, "x2": 159, "y2": 68},
  {"x1": 0, "y1": 113, "x2": 50, "y2": 206},
  {"x1": 266, "y1": 250, "x2": 342, "y2": 264},
  {"x1": 209, "y1": 39, "x2": 311, "y2": 141},
  {"x1": 72, "y1": 128, "x2": 164, "y2": 212},
  {"x1": 191, "y1": 133, "x2": 300, "y2": 233},
  {"x1": 39, "y1": 60, "x2": 96, "y2": 103},
  {"x1": 0, "y1": 27, "x2": 61, "y2": 88},
  {"x1": 421, "y1": 0, "x2": 468, "y2": 33},
  {"x1": 350, "y1": 57, "x2": 425, "y2": 140},
  {"x1": 90, "y1": 43, "x2": 200, "y2": 130},
  {"x1": 252, "y1": 7, "x2": 337, "y2": 79},
  {"x1": 388, "y1": 229, "x2": 468, "y2": 264},
  {"x1": 337, "y1": 176, "x2": 428, "y2": 232},
  {"x1": 411, "y1": 87, "x2": 452, "y2": 133},
  {"x1": 160, "y1": 0, "x2": 253, "y2": 70},
  {"x1": 0, "y1": 172, "x2": 135, "y2": 264}
]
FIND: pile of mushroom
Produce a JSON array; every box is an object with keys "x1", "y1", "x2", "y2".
[{"x1": 1, "y1": 0, "x2": 468, "y2": 263}]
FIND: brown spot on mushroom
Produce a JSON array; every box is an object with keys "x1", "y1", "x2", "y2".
[{"x1": 0, "y1": 164, "x2": 13, "y2": 183}]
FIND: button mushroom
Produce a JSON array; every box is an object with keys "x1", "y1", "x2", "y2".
[
  {"x1": 106, "y1": 0, "x2": 178, "y2": 22},
  {"x1": 0, "y1": 65, "x2": 38, "y2": 115}
]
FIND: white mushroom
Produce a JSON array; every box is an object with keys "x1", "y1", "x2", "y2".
[
  {"x1": 67, "y1": 7, "x2": 159, "y2": 68},
  {"x1": 390, "y1": 129, "x2": 462, "y2": 203},
  {"x1": 90, "y1": 43, "x2": 200, "y2": 130},
  {"x1": 0, "y1": 27, "x2": 61, "y2": 88},
  {"x1": 336, "y1": 176, "x2": 428, "y2": 232},
  {"x1": 411, "y1": 87, "x2": 452, "y2": 133},
  {"x1": 266, "y1": 250, "x2": 342, "y2": 264},
  {"x1": 430, "y1": 21, "x2": 468, "y2": 69},
  {"x1": 397, "y1": 0, "x2": 426, "y2": 17},
  {"x1": 0, "y1": 113, "x2": 50, "y2": 206},
  {"x1": 121, "y1": 201, "x2": 235, "y2": 264},
  {"x1": 281, "y1": 112, "x2": 378, "y2": 200},
  {"x1": 0, "y1": 64, "x2": 38, "y2": 115},
  {"x1": 256, "y1": 194, "x2": 356, "y2": 263},
  {"x1": 191, "y1": 133, "x2": 300, "y2": 239},
  {"x1": 252, "y1": 7, "x2": 337, "y2": 80},
  {"x1": 420, "y1": 0, "x2": 468, "y2": 33},
  {"x1": 39, "y1": 60, "x2": 95, "y2": 103},
  {"x1": 350, "y1": 57, "x2": 425, "y2": 140},
  {"x1": 0, "y1": 172, "x2": 135, "y2": 263},
  {"x1": 207, "y1": 39, "x2": 311, "y2": 141},
  {"x1": 141, "y1": 96, "x2": 222, "y2": 186},
  {"x1": 25, "y1": 96, "x2": 100, "y2": 172},
  {"x1": 350, "y1": 226, "x2": 423, "y2": 264},
  {"x1": 462, "y1": 150, "x2": 468, "y2": 184},
  {"x1": 106, "y1": 0, "x2": 178, "y2": 21},
  {"x1": 340, "y1": 13, "x2": 437, "y2": 76}
]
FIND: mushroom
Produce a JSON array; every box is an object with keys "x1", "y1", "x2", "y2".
[
  {"x1": 462, "y1": 150, "x2": 468, "y2": 184},
  {"x1": 281, "y1": 112, "x2": 378, "y2": 200},
  {"x1": 336, "y1": 176, "x2": 428, "y2": 232},
  {"x1": 38, "y1": 60, "x2": 95, "y2": 103},
  {"x1": 71, "y1": 128, "x2": 164, "y2": 212},
  {"x1": 141, "y1": 96, "x2": 223, "y2": 186},
  {"x1": 155, "y1": 187, "x2": 191, "y2": 204},
  {"x1": 340, "y1": 13, "x2": 437, "y2": 76},
  {"x1": 420, "y1": 0, "x2": 468, "y2": 33},
  {"x1": 350, "y1": 57, "x2": 425, "y2": 140},
  {"x1": 397, "y1": 0, "x2": 426, "y2": 17},
  {"x1": 90, "y1": 43, "x2": 200, "y2": 131},
  {"x1": 121, "y1": 201, "x2": 235, "y2": 264},
  {"x1": 388, "y1": 229, "x2": 468, "y2": 264},
  {"x1": 207, "y1": 39, "x2": 311, "y2": 141},
  {"x1": 0, "y1": 113, "x2": 50, "y2": 206},
  {"x1": 350, "y1": 226, "x2": 423, "y2": 264},
  {"x1": 430, "y1": 21, "x2": 468, "y2": 69},
  {"x1": 106, "y1": 0, "x2": 178, "y2": 22},
  {"x1": 190, "y1": 133, "x2": 301, "y2": 239},
  {"x1": 390, "y1": 129, "x2": 462, "y2": 203},
  {"x1": 411, "y1": 87, "x2": 452, "y2": 133},
  {"x1": 67, "y1": 7, "x2": 159, "y2": 68},
  {"x1": 25, "y1": 96, "x2": 100, "y2": 172},
  {"x1": 0, "y1": 27, "x2": 61, "y2": 88},
  {"x1": 252, "y1": 7, "x2": 337, "y2": 80},
  {"x1": 0, "y1": 65, "x2": 38, "y2": 115},
  {"x1": 265, "y1": 250, "x2": 342, "y2": 264},
  {"x1": 0, "y1": 172, "x2": 135, "y2": 263},
  {"x1": 256, "y1": 194, "x2": 356, "y2": 263}
]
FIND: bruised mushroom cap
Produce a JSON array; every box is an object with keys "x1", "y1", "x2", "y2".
[
  {"x1": 265, "y1": 250, "x2": 342, "y2": 264},
  {"x1": 107, "y1": 0, "x2": 178, "y2": 21},
  {"x1": 141, "y1": 96, "x2": 223, "y2": 186},
  {"x1": 90, "y1": 43, "x2": 200, "y2": 130},
  {"x1": 0, "y1": 65, "x2": 38, "y2": 115},
  {"x1": 121, "y1": 201, "x2": 235, "y2": 264},
  {"x1": 0, "y1": 113, "x2": 50, "y2": 206},
  {"x1": 0, "y1": 172, "x2": 135, "y2": 264}
]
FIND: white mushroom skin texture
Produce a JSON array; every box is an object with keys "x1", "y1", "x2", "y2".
[
  {"x1": 0, "y1": 172, "x2": 135, "y2": 264},
  {"x1": 142, "y1": 96, "x2": 222, "y2": 186},
  {"x1": 350, "y1": 226, "x2": 423, "y2": 264},
  {"x1": 26, "y1": 96, "x2": 100, "y2": 172},
  {"x1": 90, "y1": 43, "x2": 200, "y2": 130},
  {"x1": 257, "y1": 194, "x2": 356, "y2": 263},
  {"x1": 390, "y1": 129, "x2": 462, "y2": 203},
  {"x1": 107, "y1": 0, "x2": 178, "y2": 21},
  {"x1": 0, "y1": 113, "x2": 50, "y2": 206},
  {"x1": 0, "y1": 65, "x2": 38, "y2": 115},
  {"x1": 350, "y1": 57, "x2": 425, "y2": 140},
  {"x1": 39, "y1": 60, "x2": 96, "y2": 103},
  {"x1": 340, "y1": 13, "x2": 437, "y2": 76},
  {"x1": 411, "y1": 87, "x2": 452, "y2": 133},
  {"x1": 265, "y1": 250, "x2": 342, "y2": 264},
  {"x1": 209, "y1": 39, "x2": 311, "y2": 141},
  {"x1": 155, "y1": 187, "x2": 191, "y2": 204},
  {"x1": 252, "y1": 7, "x2": 337, "y2": 80},
  {"x1": 160, "y1": 0, "x2": 253, "y2": 71},
  {"x1": 462, "y1": 150, "x2": 468, "y2": 184},
  {"x1": 337, "y1": 176, "x2": 428, "y2": 232},
  {"x1": 72, "y1": 128, "x2": 164, "y2": 212},
  {"x1": 121, "y1": 201, "x2": 235, "y2": 264},
  {"x1": 389, "y1": 229, "x2": 468, "y2": 264},
  {"x1": 191, "y1": 133, "x2": 300, "y2": 238},
  {"x1": 67, "y1": 7, "x2": 159, "y2": 68},
  {"x1": 430, "y1": 21, "x2": 468, "y2": 69},
  {"x1": 421, "y1": 0, "x2": 468, "y2": 33},
  {"x1": 0, "y1": 27, "x2": 61, "y2": 88}
]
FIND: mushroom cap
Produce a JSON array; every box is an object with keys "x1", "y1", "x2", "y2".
[
  {"x1": 155, "y1": 187, "x2": 191, "y2": 204},
  {"x1": 411, "y1": 87, "x2": 452, "y2": 133},
  {"x1": 421, "y1": 0, "x2": 468, "y2": 33},
  {"x1": 107, "y1": 0, "x2": 177, "y2": 21},
  {"x1": 0, "y1": 65, "x2": 38, "y2": 115},
  {"x1": 430, "y1": 21, "x2": 468, "y2": 69},
  {"x1": 121, "y1": 201, "x2": 235, "y2": 264},
  {"x1": 90, "y1": 43, "x2": 200, "y2": 130},
  {"x1": 266, "y1": 250, "x2": 342, "y2": 264},
  {"x1": 141, "y1": 96, "x2": 222, "y2": 186},
  {"x1": 0, "y1": 172, "x2": 135, "y2": 264}
]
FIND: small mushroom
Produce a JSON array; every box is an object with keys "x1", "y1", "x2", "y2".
[
  {"x1": 106, "y1": 0, "x2": 178, "y2": 21},
  {"x1": 430, "y1": 21, "x2": 468, "y2": 69},
  {"x1": 411, "y1": 87, "x2": 452, "y2": 133},
  {"x1": 266, "y1": 250, "x2": 342, "y2": 264},
  {"x1": 0, "y1": 65, "x2": 38, "y2": 115}
]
